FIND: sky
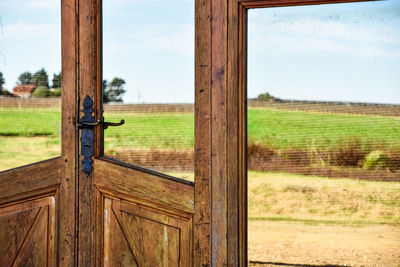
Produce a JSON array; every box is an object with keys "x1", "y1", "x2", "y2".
[{"x1": 0, "y1": 0, "x2": 399, "y2": 104}]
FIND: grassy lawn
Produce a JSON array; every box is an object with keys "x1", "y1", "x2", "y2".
[
  {"x1": 1, "y1": 106, "x2": 400, "y2": 170},
  {"x1": 248, "y1": 171, "x2": 400, "y2": 226},
  {"x1": 103, "y1": 112, "x2": 194, "y2": 151},
  {"x1": 248, "y1": 107, "x2": 400, "y2": 150}
]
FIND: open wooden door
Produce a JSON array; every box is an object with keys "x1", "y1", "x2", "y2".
[
  {"x1": 92, "y1": 158, "x2": 194, "y2": 266},
  {"x1": 0, "y1": 0, "x2": 245, "y2": 265},
  {"x1": 74, "y1": 1, "x2": 198, "y2": 266}
]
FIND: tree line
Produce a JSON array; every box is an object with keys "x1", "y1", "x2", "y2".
[{"x1": 0, "y1": 69, "x2": 126, "y2": 103}]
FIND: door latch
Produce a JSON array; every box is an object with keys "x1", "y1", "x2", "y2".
[
  {"x1": 78, "y1": 95, "x2": 125, "y2": 176},
  {"x1": 79, "y1": 95, "x2": 96, "y2": 176}
]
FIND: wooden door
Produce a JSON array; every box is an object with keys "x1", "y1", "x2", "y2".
[
  {"x1": 76, "y1": 0, "x2": 196, "y2": 265},
  {"x1": 0, "y1": 0, "x2": 72, "y2": 265},
  {"x1": 0, "y1": 0, "x2": 247, "y2": 265}
]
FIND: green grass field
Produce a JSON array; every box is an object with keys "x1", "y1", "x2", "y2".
[
  {"x1": 1, "y1": 106, "x2": 400, "y2": 170},
  {"x1": 1, "y1": 106, "x2": 399, "y2": 265},
  {"x1": 248, "y1": 107, "x2": 400, "y2": 150}
]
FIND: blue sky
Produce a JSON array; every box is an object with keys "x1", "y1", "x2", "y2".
[
  {"x1": 248, "y1": 0, "x2": 400, "y2": 104},
  {"x1": 0, "y1": 0, "x2": 399, "y2": 104}
]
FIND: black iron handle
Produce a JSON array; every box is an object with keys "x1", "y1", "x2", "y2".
[
  {"x1": 103, "y1": 119, "x2": 125, "y2": 129},
  {"x1": 77, "y1": 119, "x2": 102, "y2": 129}
]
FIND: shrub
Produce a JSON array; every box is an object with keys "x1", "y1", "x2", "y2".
[
  {"x1": 32, "y1": 86, "x2": 50, "y2": 98},
  {"x1": 247, "y1": 143, "x2": 275, "y2": 170},
  {"x1": 49, "y1": 87, "x2": 61, "y2": 97},
  {"x1": 363, "y1": 150, "x2": 390, "y2": 170},
  {"x1": 332, "y1": 137, "x2": 366, "y2": 166},
  {"x1": 388, "y1": 150, "x2": 400, "y2": 170}
]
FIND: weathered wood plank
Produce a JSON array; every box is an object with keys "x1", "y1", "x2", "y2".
[
  {"x1": 78, "y1": 0, "x2": 101, "y2": 265},
  {"x1": 227, "y1": 0, "x2": 240, "y2": 264},
  {"x1": 59, "y1": 0, "x2": 79, "y2": 264},
  {"x1": 93, "y1": 158, "x2": 195, "y2": 215},
  {"x1": 211, "y1": 0, "x2": 228, "y2": 265},
  {"x1": 194, "y1": 0, "x2": 212, "y2": 264},
  {"x1": 103, "y1": 198, "x2": 138, "y2": 267},
  {"x1": 111, "y1": 198, "x2": 191, "y2": 266},
  {"x1": 0, "y1": 158, "x2": 60, "y2": 202},
  {"x1": 0, "y1": 196, "x2": 56, "y2": 266}
]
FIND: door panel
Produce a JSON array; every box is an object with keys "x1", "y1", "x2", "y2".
[
  {"x1": 93, "y1": 158, "x2": 194, "y2": 266},
  {"x1": 0, "y1": 158, "x2": 60, "y2": 204},
  {"x1": 0, "y1": 195, "x2": 56, "y2": 267}
]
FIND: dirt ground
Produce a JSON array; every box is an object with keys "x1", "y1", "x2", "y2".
[{"x1": 248, "y1": 220, "x2": 400, "y2": 267}]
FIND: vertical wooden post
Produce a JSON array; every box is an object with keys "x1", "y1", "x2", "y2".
[
  {"x1": 194, "y1": 0, "x2": 246, "y2": 265},
  {"x1": 78, "y1": 0, "x2": 102, "y2": 265},
  {"x1": 194, "y1": 0, "x2": 212, "y2": 265},
  {"x1": 59, "y1": 0, "x2": 78, "y2": 265}
]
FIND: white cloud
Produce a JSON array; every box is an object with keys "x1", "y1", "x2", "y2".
[
  {"x1": 104, "y1": 23, "x2": 194, "y2": 57},
  {"x1": 249, "y1": 15, "x2": 400, "y2": 59},
  {"x1": 27, "y1": 0, "x2": 60, "y2": 9},
  {"x1": 142, "y1": 24, "x2": 194, "y2": 56},
  {"x1": 1, "y1": 22, "x2": 60, "y2": 40}
]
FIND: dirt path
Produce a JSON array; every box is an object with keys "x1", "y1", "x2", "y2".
[{"x1": 248, "y1": 220, "x2": 400, "y2": 267}]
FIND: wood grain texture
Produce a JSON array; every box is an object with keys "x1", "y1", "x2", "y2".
[
  {"x1": 12, "y1": 207, "x2": 48, "y2": 267},
  {"x1": 0, "y1": 196, "x2": 56, "y2": 267},
  {"x1": 194, "y1": 0, "x2": 212, "y2": 265},
  {"x1": 103, "y1": 198, "x2": 138, "y2": 266},
  {"x1": 210, "y1": 0, "x2": 228, "y2": 265},
  {"x1": 93, "y1": 158, "x2": 195, "y2": 215},
  {"x1": 60, "y1": 0, "x2": 79, "y2": 265},
  {"x1": 237, "y1": 5, "x2": 248, "y2": 265},
  {"x1": 102, "y1": 196, "x2": 192, "y2": 266},
  {"x1": 78, "y1": 0, "x2": 101, "y2": 265},
  {"x1": 227, "y1": 0, "x2": 240, "y2": 264},
  {"x1": 0, "y1": 208, "x2": 39, "y2": 266},
  {"x1": 0, "y1": 157, "x2": 60, "y2": 203}
]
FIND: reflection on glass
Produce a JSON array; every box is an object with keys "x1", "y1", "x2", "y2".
[
  {"x1": 103, "y1": 0, "x2": 194, "y2": 181},
  {"x1": 247, "y1": 1, "x2": 400, "y2": 266},
  {"x1": 0, "y1": 1, "x2": 61, "y2": 171}
]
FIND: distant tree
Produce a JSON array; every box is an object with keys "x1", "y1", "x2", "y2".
[
  {"x1": 103, "y1": 77, "x2": 126, "y2": 103},
  {"x1": 32, "y1": 86, "x2": 50, "y2": 98},
  {"x1": 52, "y1": 71, "x2": 62, "y2": 88},
  {"x1": 102, "y1": 80, "x2": 109, "y2": 102},
  {"x1": 0, "y1": 71, "x2": 5, "y2": 90},
  {"x1": 32, "y1": 68, "x2": 49, "y2": 87},
  {"x1": 17, "y1": 71, "x2": 33, "y2": 85},
  {"x1": 0, "y1": 72, "x2": 11, "y2": 96},
  {"x1": 257, "y1": 92, "x2": 279, "y2": 102}
]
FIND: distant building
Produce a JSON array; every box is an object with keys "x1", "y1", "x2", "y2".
[{"x1": 13, "y1": 84, "x2": 36, "y2": 98}]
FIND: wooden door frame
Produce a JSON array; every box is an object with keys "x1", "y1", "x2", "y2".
[
  {"x1": 59, "y1": 0, "x2": 377, "y2": 266},
  {"x1": 195, "y1": 0, "x2": 375, "y2": 265},
  {"x1": 59, "y1": 0, "x2": 103, "y2": 265},
  {"x1": 59, "y1": 0, "x2": 79, "y2": 265}
]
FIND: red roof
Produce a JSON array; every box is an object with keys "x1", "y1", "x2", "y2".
[{"x1": 13, "y1": 84, "x2": 36, "y2": 96}]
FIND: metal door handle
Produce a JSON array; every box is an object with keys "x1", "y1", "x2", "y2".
[
  {"x1": 77, "y1": 119, "x2": 102, "y2": 129},
  {"x1": 103, "y1": 119, "x2": 125, "y2": 129}
]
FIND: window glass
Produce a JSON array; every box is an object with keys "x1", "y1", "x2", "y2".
[
  {"x1": 247, "y1": 1, "x2": 400, "y2": 266},
  {"x1": 0, "y1": 1, "x2": 61, "y2": 171},
  {"x1": 103, "y1": 0, "x2": 194, "y2": 181}
]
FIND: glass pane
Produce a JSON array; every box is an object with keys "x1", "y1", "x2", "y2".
[
  {"x1": 0, "y1": 1, "x2": 61, "y2": 171},
  {"x1": 247, "y1": 1, "x2": 400, "y2": 266},
  {"x1": 103, "y1": 0, "x2": 194, "y2": 181}
]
